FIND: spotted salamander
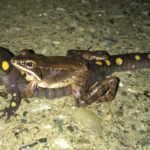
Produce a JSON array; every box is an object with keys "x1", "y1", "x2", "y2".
[{"x1": 0, "y1": 47, "x2": 150, "y2": 118}]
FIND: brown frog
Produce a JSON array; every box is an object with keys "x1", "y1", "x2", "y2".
[{"x1": 11, "y1": 49, "x2": 118, "y2": 106}]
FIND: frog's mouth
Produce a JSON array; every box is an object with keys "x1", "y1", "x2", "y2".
[{"x1": 11, "y1": 58, "x2": 41, "y2": 81}]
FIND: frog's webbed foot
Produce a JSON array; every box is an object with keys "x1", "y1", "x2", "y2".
[
  {"x1": 67, "y1": 49, "x2": 109, "y2": 61},
  {"x1": 21, "y1": 81, "x2": 38, "y2": 98}
]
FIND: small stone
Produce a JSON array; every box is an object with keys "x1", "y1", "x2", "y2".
[
  {"x1": 39, "y1": 138, "x2": 47, "y2": 143},
  {"x1": 72, "y1": 108, "x2": 105, "y2": 136}
]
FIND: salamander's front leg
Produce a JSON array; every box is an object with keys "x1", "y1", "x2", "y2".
[
  {"x1": 67, "y1": 49, "x2": 109, "y2": 61},
  {"x1": 0, "y1": 84, "x2": 21, "y2": 119}
]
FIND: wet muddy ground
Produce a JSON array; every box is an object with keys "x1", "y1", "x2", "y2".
[{"x1": 0, "y1": 0, "x2": 150, "y2": 149}]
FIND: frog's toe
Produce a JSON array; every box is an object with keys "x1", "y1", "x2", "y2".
[{"x1": 76, "y1": 99, "x2": 88, "y2": 107}]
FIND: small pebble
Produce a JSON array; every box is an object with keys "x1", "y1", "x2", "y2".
[{"x1": 72, "y1": 108, "x2": 105, "y2": 136}]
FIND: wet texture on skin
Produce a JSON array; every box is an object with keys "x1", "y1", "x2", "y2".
[
  {"x1": 0, "y1": 47, "x2": 150, "y2": 118},
  {"x1": 0, "y1": 47, "x2": 72, "y2": 118}
]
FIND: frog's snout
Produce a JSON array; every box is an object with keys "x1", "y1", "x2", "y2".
[
  {"x1": 11, "y1": 58, "x2": 15, "y2": 64},
  {"x1": 11, "y1": 58, "x2": 19, "y2": 66}
]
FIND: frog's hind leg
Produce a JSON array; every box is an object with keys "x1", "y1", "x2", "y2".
[
  {"x1": 72, "y1": 74, "x2": 119, "y2": 107},
  {"x1": 67, "y1": 49, "x2": 109, "y2": 61},
  {"x1": 89, "y1": 77, "x2": 119, "y2": 102}
]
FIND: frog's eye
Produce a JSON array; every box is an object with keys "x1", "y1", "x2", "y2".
[
  {"x1": 27, "y1": 62, "x2": 33, "y2": 67},
  {"x1": 26, "y1": 60, "x2": 36, "y2": 68}
]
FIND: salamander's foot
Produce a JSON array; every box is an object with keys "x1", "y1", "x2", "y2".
[
  {"x1": 0, "y1": 107, "x2": 16, "y2": 119},
  {"x1": 0, "y1": 93, "x2": 21, "y2": 119}
]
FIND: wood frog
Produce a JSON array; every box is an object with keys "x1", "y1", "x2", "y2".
[{"x1": 11, "y1": 49, "x2": 118, "y2": 106}]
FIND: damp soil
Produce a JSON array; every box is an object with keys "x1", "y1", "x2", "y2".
[{"x1": 0, "y1": 0, "x2": 150, "y2": 150}]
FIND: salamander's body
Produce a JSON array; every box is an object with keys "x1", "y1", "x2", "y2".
[{"x1": 0, "y1": 47, "x2": 150, "y2": 118}]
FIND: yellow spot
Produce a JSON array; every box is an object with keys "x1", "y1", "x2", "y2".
[
  {"x1": 116, "y1": 57, "x2": 123, "y2": 65},
  {"x1": 105, "y1": 60, "x2": 111, "y2": 66},
  {"x1": 11, "y1": 102, "x2": 16, "y2": 107},
  {"x1": 135, "y1": 55, "x2": 140, "y2": 61},
  {"x1": 20, "y1": 71, "x2": 24, "y2": 75},
  {"x1": 147, "y1": 54, "x2": 150, "y2": 60},
  {"x1": 95, "y1": 61, "x2": 103, "y2": 66},
  {"x1": 2, "y1": 61, "x2": 9, "y2": 71},
  {"x1": 25, "y1": 76, "x2": 31, "y2": 82}
]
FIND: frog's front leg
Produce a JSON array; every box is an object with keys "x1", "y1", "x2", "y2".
[
  {"x1": 72, "y1": 67, "x2": 118, "y2": 106},
  {"x1": 67, "y1": 49, "x2": 109, "y2": 61},
  {"x1": 20, "y1": 80, "x2": 39, "y2": 98}
]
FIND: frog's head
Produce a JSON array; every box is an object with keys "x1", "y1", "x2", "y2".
[{"x1": 11, "y1": 49, "x2": 42, "y2": 81}]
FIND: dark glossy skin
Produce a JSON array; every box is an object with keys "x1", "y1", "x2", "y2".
[
  {"x1": 0, "y1": 47, "x2": 23, "y2": 118},
  {"x1": 0, "y1": 47, "x2": 150, "y2": 118}
]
